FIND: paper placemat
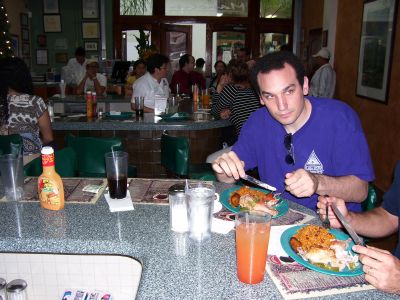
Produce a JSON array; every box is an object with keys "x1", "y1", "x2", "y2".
[
  {"x1": 266, "y1": 255, "x2": 375, "y2": 299},
  {"x1": 128, "y1": 178, "x2": 211, "y2": 205},
  {"x1": 0, "y1": 177, "x2": 107, "y2": 204}
]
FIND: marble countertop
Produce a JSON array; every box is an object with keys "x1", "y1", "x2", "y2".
[
  {"x1": 51, "y1": 113, "x2": 231, "y2": 131},
  {"x1": 0, "y1": 182, "x2": 395, "y2": 299}
]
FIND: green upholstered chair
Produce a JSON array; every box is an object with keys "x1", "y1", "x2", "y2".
[
  {"x1": 0, "y1": 134, "x2": 22, "y2": 156},
  {"x1": 361, "y1": 183, "x2": 378, "y2": 212},
  {"x1": 160, "y1": 131, "x2": 216, "y2": 181},
  {"x1": 24, "y1": 147, "x2": 78, "y2": 177},
  {"x1": 66, "y1": 134, "x2": 137, "y2": 178}
]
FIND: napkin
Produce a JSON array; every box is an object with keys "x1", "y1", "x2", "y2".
[
  {"x1": 268, "y1": 225, "x2": 297, "y2": 257},
  {"x1": 105, "y1": 191, "x2": 134, "y2": 212},
  {"x1": 211, "y1": 200, "x2": 235, "y2": 234}
]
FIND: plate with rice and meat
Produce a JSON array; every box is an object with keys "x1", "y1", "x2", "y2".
[
  {"x1": 220, "y1": 185, "x2": 289, "y2": 218},
  {"x1": 280, "y1": 225, "x2": 363, "y2": 276}
]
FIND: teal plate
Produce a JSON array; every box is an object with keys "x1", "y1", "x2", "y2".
[
  {"x1": 219, "y1": 186, "x2": 288, "y2": 219},
  {"x1": 159, "y1": 112, "x2": 190, "y2": 121},
  {"x1": 105, "y1": 112, "x2": 133, "y2": 119},
  {"x1": 280, "y1": 225, "x2": 363, "y2": 276}
]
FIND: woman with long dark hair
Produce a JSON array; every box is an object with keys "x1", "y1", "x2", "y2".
[{"x1": 0, "y1": 57, "x2": 54, "y2": 157}]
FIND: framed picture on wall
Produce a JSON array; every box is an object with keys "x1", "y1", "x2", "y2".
[
  {"x1": 11, "y1": 35, "x2": 19, "y2": 57},
  {"x1": 82, "y1": 0, "x2": 99, "y2": 19},
  {"x1": 37, "y1": 35, "x2": 47, "y2": 47},
  {"x1": 21, "y1": 28, "x2": 29, "y2": 41},
  {"x1": 82, "y1": 22, "x2": 100, "y2": 39},
  {"x1": 20, "y1": 13, "x2": 29, "y2": 27},
  {"x1": 36, "y1": 49, "x2": 48, "y2": 65},
  {"x1": 356, "y1": 0, "x2": 398, "y2": 103},
  {"x1": 84, "y1": 41, "x2": 98, "y2": 51},
  {"x1": 43, "y1": 0, "x2": 59, "y2": 14},
  {"x1": 22, "y1": 42, "x2": 30, "y2": 56},
  {"x1": 55, "y1": 53, "x2": 68, "y2": 63},
  {"x1": 44, "y1": 14, "x2": 62, "y2": 33}
]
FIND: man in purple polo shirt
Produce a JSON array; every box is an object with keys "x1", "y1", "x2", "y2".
[{"x1": 212, "y1": 51, "x2": 374, "y2": 211}]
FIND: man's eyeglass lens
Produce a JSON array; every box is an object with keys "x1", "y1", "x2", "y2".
[{"x1": 284, "y1": 133, "x2": 295, "y2": 165}]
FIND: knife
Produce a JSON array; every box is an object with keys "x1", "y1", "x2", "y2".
[
  {"x1": 241, "y1": 174, "x2": 277, "y2": 191},
  {"x1": 331, "y1": 204, "x2": 365, "y2": 246}
]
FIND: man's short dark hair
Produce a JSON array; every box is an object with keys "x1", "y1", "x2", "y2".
[
  {"x1": 146, "y1": 54, "x2": 170, "y2": 74},
  {"x1": 133, "y1": 59, "x2": 146, "y2": 69},
  {"x1": 179, "y1": 54, "x2": 193, "y2": 69},
  {"x1": 250, "y1": 51, "x2": 305, "y2": 95},
  {"x1": 239, "y1": 48, "x2": 251, "y2": 56},
  {"x1": 195, "y1": 58, "x2": 205, "y2": 68},
  {"x1": 75, "y1": 46, "x2": 86, "y2": 57}
]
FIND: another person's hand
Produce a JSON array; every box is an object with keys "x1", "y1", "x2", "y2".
[
  {"x1": 353, "y1": 245, "x2": 400, "y2": 294},
  {"x1": 284, "y1": 169, "x2": 318, "y2": 197},
  {"x1": 220, "y1": 109, "x2": 231, "y2": 119},
  {"x1": 317, "y1": 196, "x2": 348, "y2": 229},
  {"x1": 212, "y1": 151, "x2": 245, "y2": 182},
  {"x1": 216, "y1": 74, "x2": 231, "y2": 93}
]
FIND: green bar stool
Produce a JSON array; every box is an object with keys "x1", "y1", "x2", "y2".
[
  {"x1": 160, "y1": 131, "x2": 216, "y2": 181},
  {"x1": 66, "y1": 134, "x2": 137, "y2": 178},
  {"x1": 24, "y1": 147, "x2": 78, "y2": 177},
  {"x1": 0, "y1": 134, "x2": 22, "y2": 156}
]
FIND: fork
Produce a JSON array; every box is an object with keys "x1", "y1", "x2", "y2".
[{"x1": 321, "y1": 202, "x2": 331, "y2": 229}]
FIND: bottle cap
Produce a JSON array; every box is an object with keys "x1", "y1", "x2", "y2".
[
  {"x1": 41, "y1": 146, "x2": 54, "y2": 155},
  {"x1": 6, "y1": 279, "x2": 27, "y2": 293}
]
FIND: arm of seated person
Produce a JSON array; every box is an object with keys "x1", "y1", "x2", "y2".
[
  {"x1": 285, "y1": 170, "x2": 368, "y2": 202},
  {"x1": 144, "y1": 106, "x2": 154, "y2": 113},
  {"x1": 76, "y1": 74, "x2": 88, "y2": 95},
  {"x1": 38, "y1": 110, "x2": 54, "y2": 146}
]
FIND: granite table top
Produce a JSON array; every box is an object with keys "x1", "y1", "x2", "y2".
[{"x1": 0, "y1": 182, "x2": 396, "y2": 299}]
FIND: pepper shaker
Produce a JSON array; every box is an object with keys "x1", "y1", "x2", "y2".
[{"x1": 6, "y1": 279, "x2": 28, "y2": 300}]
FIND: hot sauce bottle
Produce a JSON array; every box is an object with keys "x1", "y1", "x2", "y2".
[
  {"x1": 86, "y1": 91, "x2": 94, "y2": 118},
  {"x1": 38, "y1": 146, "x2": 65, "y2": 211}
]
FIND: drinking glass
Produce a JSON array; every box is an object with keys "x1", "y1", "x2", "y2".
[
  {"x1": 134, "y1": 96, "x2": 144, "y2": 117},
  {"x1": 235, "y1": 211, "x2": 272, "y2": 284},
  {"x1": 0, "y1": 153, "x2": 24, "y2": 201},
  {"x1": 185, "y1": 182, "x2": 215, "y2": 242},
  {"x1": 104, "y1": 151, "x2": 128, "y2": 199}
]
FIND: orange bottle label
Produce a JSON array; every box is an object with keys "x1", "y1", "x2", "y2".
[
  {"x1": 39, "y1": 177, "x2": 61, "y2": 206},
  {"x1": 42, "y1": 153, "x2": 55, "y2": 167}
]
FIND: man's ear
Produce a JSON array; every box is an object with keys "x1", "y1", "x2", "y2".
[
  {"x1": 259, "y1": 96, "x2": 265, "y2": 106},
  {"x1": 302, "y1": 76, "x2": 309, "y2": 95}
]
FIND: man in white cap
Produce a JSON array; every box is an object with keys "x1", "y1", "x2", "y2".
[
  {"x1": 76, "y1": 58, "x2": 107, "y2": 96},
  {"x1": 309, "y1": 47, "x2": 336, "y2": 98}
]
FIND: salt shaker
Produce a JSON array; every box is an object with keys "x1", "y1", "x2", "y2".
[
  {"x1": 169, "y1": 184, "x2": 188, "y2": 232},
  {"x1": 0, "y1": 278, "x2": 6, "y2": 300},
  {"x1": 6, "y1": 279, "x2": 28, "y2": 300}
]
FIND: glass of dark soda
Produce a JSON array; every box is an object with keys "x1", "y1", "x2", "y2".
[{"x1": 105, "y1": 151, "x2": 128, "y2": 199}]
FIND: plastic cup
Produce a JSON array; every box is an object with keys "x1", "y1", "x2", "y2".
[
  {"x1": 105, "y1": 151, "x2": 128, "y2": 199},
  {"x1": 0, "y1": 154, "x2": 24, "y2": 201},
  {"x1": 235, "y1": 211, "x2": 272, "y2": 284},
  {"x1": 185, "y1": 182, "x2": 215, "y2": 242},
  {"x1": 134, "y1": 96, "x2": 144, "y2": 116}
]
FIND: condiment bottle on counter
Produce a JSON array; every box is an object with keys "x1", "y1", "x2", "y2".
[
  {"x1": 92, "y1": 91, "x2": 97, "y2": 117},
  {"x1": 192, "y1": 84, "x2": 199, "y2": 112},
  {"x1": 86, "y1": 91, "x2": 94, "y2": 118},
  {"x1": 38, "y1": 146, "x2": 65, "y2": 211}
]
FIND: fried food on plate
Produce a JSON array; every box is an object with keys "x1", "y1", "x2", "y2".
[
  {"x1": 290, "y1": 225, "x2": 359, "y2": 271},
  {"x1": 229, "y1": 186, "x2": 279, "y2": 216}
]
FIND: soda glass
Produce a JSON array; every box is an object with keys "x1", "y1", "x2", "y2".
[
  {"x1": 235, "y1": 211, "x2": 272, "y2": 284},
  {"x1": 105, "y1": 151, "x2": 128, "y2": 199}
]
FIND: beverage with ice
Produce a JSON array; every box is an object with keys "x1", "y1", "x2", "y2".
[
  {"x1": 186, "y1": 183, "x2": 215, "y2": 241},
  {"x1": 235, "y1": 211, "x2": 271, "y2": 284}
]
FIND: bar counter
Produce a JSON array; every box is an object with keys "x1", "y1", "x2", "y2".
[
  {"x1": 50, "y1": 96, "x2": 232, "y2": 178},
  {"x1": 0, "y1": 182, "x2": 393, "y2": 300}
]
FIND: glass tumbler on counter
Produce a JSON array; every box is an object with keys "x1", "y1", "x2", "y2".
[
  {"x1": 105, "y1": 151, "x2": 128, "y2": 199},
  {"x1": 235, "y1": 211, "x2": 272, "y2": 284},
  {"x1": 134, "y1": 96, "x2": 144, "y2": 117},
  {"x1": 185, "y1": 182, "x2": 215, "y2": 242}
]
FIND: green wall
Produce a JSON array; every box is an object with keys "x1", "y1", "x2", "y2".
[{"x1": 29, "y1": 0, "x2": 113, "y2": 75}]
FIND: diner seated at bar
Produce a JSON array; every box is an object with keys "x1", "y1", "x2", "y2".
[{"x1": 1, "y1": 0, "x2": 400, "y2": 298}]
